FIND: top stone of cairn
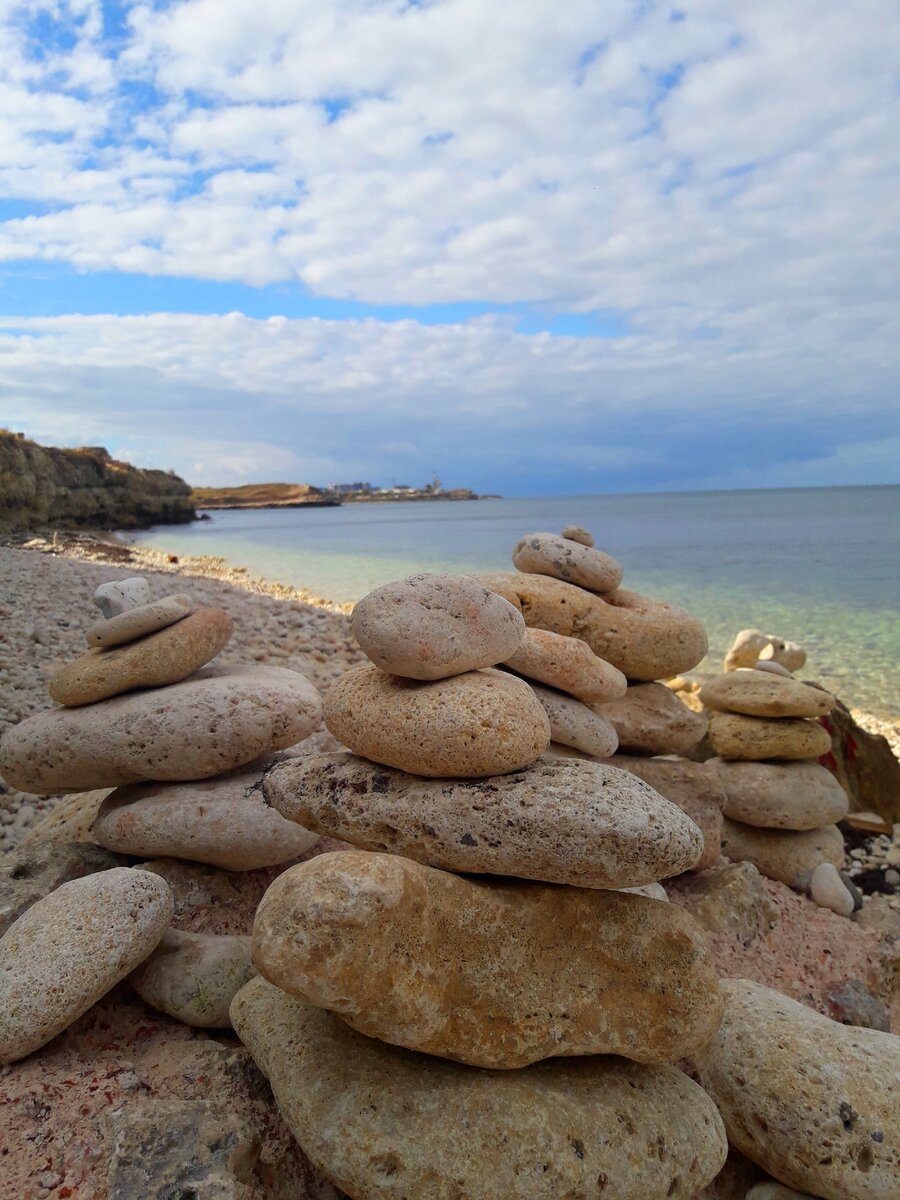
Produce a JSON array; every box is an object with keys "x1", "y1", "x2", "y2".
[
  {"x1": 513, "y1": 532, "x2": 623, "y2": 593},
  {"x1": 93, "y1": 577, "x2": 151, "y2": 618}
]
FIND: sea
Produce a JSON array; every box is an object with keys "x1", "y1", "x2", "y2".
[{"x1": 129, "y1": 486, "x2": 900, "y2": 717}]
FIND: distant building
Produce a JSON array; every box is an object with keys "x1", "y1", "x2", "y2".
[{"x1": 329, "y1": 481, "x2": 373, "y2": 494}]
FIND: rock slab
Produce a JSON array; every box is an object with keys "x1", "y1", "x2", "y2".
[
  {"x1": 708, "y1": 713, "x2": 832, "y2": 761},
  {"x1": 700, "y1": 672, "x2": 835, "y2": 719},
  {"x1": 86, "y1": 592, "x2": 194, "y2": 648}
]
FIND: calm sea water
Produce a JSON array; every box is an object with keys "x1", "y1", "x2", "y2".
[{"x1": 130, "y1": 487, "x2": 900, "y2": 716}]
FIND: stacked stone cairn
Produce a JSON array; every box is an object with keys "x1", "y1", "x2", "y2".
[
  {"x1": 0, "y1": 576, "x2": 323, "y2": 1056},
  {"x1": 240, "y1": 570, "x2": 733, "y2": 1197}
]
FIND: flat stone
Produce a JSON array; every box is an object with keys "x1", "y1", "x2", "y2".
[
  {"x1": 86, "y1": 593, "x2": 194, "y2": 648},
  {"x1": 130, "y1": 929, "x2": 256, "y2": 1027},
  {"x1": 481, "y1": 572, "x2": 708, "y2": 680},
  {"x1": 93, "y1": 577, "x2": 150, "y2": 618},
  {"x1": 599, "y1": 683, "x2": 709, "y2": 756},
  {"x1": 0, "y1": 839, "x2": 123, "y2": 936},
  {"x1": 0, "y1": 666, "x2": 323, "y2": 793},
  {"x1": 0, "y1": 867, "x2": 173, "y2": 1064},
  {"x1": 754, "y1": 660, "x2": 793, "y2": 677},
  {"x1": 809, "y1": 862, "x2": 855, "y2": 917},
  {"x1": 93, "y1": 760, "x2": 320, "y2": 870},
  {"x1": 264, "y1": 752, "x2": 704, "y2": 887},
  {"x1": 721, "y1": 818, "x2": 844, "y2": 886},
  {"x1": 699, "y1": 673, "x2": 835, "y2": 719},
  {"x1": 560, "y1": 524, "x2": 594, "y2": 546},
  {"x1": 504, "y1": 627, "x2": 627, "y2": 704},
  {"x1": 693, "y1": 979, "x2": 899, "y2": 1200},
  {"x1": 529, "y1": 684, "x2": 618, "y2": 758},
  {"x1": 49, "y1": 606, "x2": 234, "y2": 706},
  {"x1": 707, "y1": 713, "x2": 832, "y2": 761},
  {"x1": 512, "y1": 532, "x2": 623, "y2": 592},
  {"x1": 716, "y1": 759, "x2": 849, "y2": 830},
  {"x1": 671, "y1": 862, "x2": 777, "y2": 945},
  {"x1": 231, "y1": 977, "x2": 728, "y2": 1200},
  {"x1": 323, "y1": 663, "x2": 549, "y2": 777}
]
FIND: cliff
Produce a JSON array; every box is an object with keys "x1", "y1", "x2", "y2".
[
  {"x1": 0, "y1": 431, "x2": 196, "y2": 532},
  {"x1": 191, "y1": 483, "x2": 341, "y2": 509}
]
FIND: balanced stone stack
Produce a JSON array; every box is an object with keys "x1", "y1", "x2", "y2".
[
  {"x1": 0, "y1": 576, "x2": 323, "y2": 1054},
  {"x1": 231, "y1": 571, "x2": 732, "y2": 1199}
]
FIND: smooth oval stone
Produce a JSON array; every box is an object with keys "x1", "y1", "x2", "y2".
[
  {"x1": 809, "y1": 862, "x2": 855, "y2": 917},
  {"x1": 599, "y1": 682, "x2": 709, "y2": 756},
  {"x1": 0, "y1": 868, "x2": 173, "y2": 1064},
  {"x1": 512, "y1": 532, "x2": 623, "y2": 593},
  {"x1": 529, "y1": 684, "x2": 618, "y2": 757},
  {"x1": 505, "y1": 627, "x2": 626, "y2": 704},
  {"x1": 693, "y1": 979, "x2": 899, "y2": 1199},
  {"x1": 264, "y1": 752, "x2": 704, "y2": 887},
  {"x1": 86, "y1": 593, "x2": 194, "y2": 648},
  {"x1": 92, "y1": 762, "x2": 319, "y2": 870},
  {"x1": 721, "y1": 818, "x2": 844, "y2": 886},
  {"x1": 324, "y1": 663, "x2": 549, "y2": 777},
  {"x1": 481, "y1": 572, "x2": 708, "y2": 680},
  {"x1": 130, "y1": 929, "x2": 255, "y2": 1027},
  {"x1": 620, "y1": 881, "x2": 669, "y2": 900},
  {"x1": 700, "y1": 673, "x2": 834, "y2": 719},
  {"x1": 232, "y1": 977, "x2": 728, "y2": 1200},
  {"x1": 708, "y1": 714, "x2": 832, "y2": 761},
  {"x1": 0, "y1": 666, "x2": 322, "y2": 793},
  {"x1": 253, "y1": 851, "x2": 723, "y2": 1068},
  {"x1": 754, "y1": 659, "x2": 793, "y2": 677},
  {"x1": 351, "y1": 573, "x2": 525, "y2": 680},
  {"x1": 49, "y1": 607, "x2": 234, "y2": 706},
  {"x1": 93, "y1": 576, "x2": 150, "y2": 618},
  {"x1": 560, "y1": 524, "x2": 594, "y2": 546},
  {"x1": 715, "y1": 760, "x2": 849, "y2": 830}
]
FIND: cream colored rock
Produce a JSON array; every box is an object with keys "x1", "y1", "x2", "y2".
[
  {"x1": 715, "y1": 760, "x2": 849, "y2": 831},
  {"x1": 324, "y1": 663, "x2": 549, "y2": 778},
  {"x1": 49, "y1": 607, "x2": 234, "y2": 706},
  {"x1": 0, "y1": 666, "x2": 322, "y2": 793},
  {"x1": 232, "y1": 977, "x2": 728, "y2": 1200},
  {"x1": 753, "y1": 660, "x2": 793, "y2": 677},
  {"x1": 86, "y1": 593, "x2": 194, "y2": 648},
  {"x1": 512, "y1": 531, "x2": 623, "y2": 592},
  {"x1": 92, "y1": 761, "x2": 319, "y2": 870},
  {"x1": 724, "y1": 630, "x2": 806, "y2": 673},
  {"x1": 620, "y1": 882, "x2": 669, "y2": 900},
  {"x1": 264, "y1": 753, "x2": 704, "y2": 887},
  {"x1": 350, "y1": 573, "x2": 525, "y2": 680},
  {"x1": 599, "y1": 683, "x2": 709, "y2": 756},
  {"x1": 700, "y1": 673, "x2": 834, "y2": 719},
  {"x1": 0, "y1": 868, "x2": 173, "y2": 1064},
  {"x1": 809, "y1": 862, "x2": 855, "y2": 917},
  {"x1": 253, "y1": 851, "x2": 723, "y2": 1068},
  {"x1": 760, "y1": 640, "x2": 806, "y2": 671},
  {"x1": 708, "y1": 713, "x2": 831, "y2": 761},
  {"x1": 481, "y1": 572, "x2": 708, "y2": 680},
  {"x1": 693, "y1": 979, "x2": 899, "y2": 1200},
  {"x1": 504, "y1": 627, "x2": 626, "y2": 704},
  {"x1": 93, "y1": 577, "x2": 150, "y2": 618},
  {"x1": 721, "y1": 818, "x2": 844, "y2": 886},
  {"x1": 130, "y1": 929, "x2": 255, "y2": 1027},
  {"x1": 530, "y1": 684, "x2": 618, "y2": 758},
  {"x1": 560, "y1": 524, "x2": 594, "y2": 546}
]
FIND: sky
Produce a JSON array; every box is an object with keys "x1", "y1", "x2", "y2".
[{"x1": 0, "y1": 0, "x2": 898, "y2": 495}]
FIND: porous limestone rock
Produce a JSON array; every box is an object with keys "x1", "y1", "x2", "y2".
[
  {"x1": 699, "y1": 672, "x2": 834, "y2": 719},
  {"x1": 481, "y1": 572, "x2": 708, "y2": 680},
  {"x1": 86, "y1": 592, "x2": 194, "y2": 648},
  {"x1": 252, "y1": 851, "x2": 723, "y2": 1067},
  {"x1": 671, "y1": 862, "x2": 777, "y2": 945},
  {"x1": 0, "y1": 665, "x2": 322, "y2": 793},
  {"x1": 512, "y1": 531, "x2": 623, "y2": 593},
  {"x1": 560, "y1": 524, "x2": 594, "y2": 546},
  {"x1": 0, "y1": 867, "x2": 173, "y2": 1064},
  {"x1": 529, "y1": 684, "x2": 618, "y2": 758},
  {"x1": 93, "y1": 576, "x2": 150, "y2": 618},
  {"x1": 809, "y1": 862, "x2": 855, "y2": 917},
  {"x1": 504, "y1": 626, "x2": 627, "y2": 704},
  {"x1": 707, "y1": 713, "x2": 832, "y2": 761},
  {"x1": 350, "y1": 573, "x2": 525, "y2": 680},
  {"x1": 721, "y1": 818, "x2": 844, "y2": 887},
  {"x1": 264, "y1": 752, "x2": 705, "y2": 887},
  {"x1": 716, "y1": 759, "x2": 849, "y2": 831},
  {"x1": 323, "y1": 663, "x2": 549, "y2": 778},
  {"x1": 231, "y1": 977, "x2": 728, "y2": 1200},
  {"x1": 130, "y1": 929, "x2": 256, "y2": 1027},
  {"x1": 0, "y1": 838, "x2": 122, "y2": 936},
  {"x1": 599, "y1": 682, "x2": 709, "y2": 756},
  {"x1": 693, "y1": 979, "x2": 899, "y2": 1199}
]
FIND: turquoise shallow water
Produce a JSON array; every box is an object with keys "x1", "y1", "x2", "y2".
[{"x1": 130, "y1": 486, "x2": 900, "y2": 717}]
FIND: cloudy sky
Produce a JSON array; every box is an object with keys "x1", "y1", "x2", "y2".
[{"x1": 1, "y1": 0, "x2": 898, "y2": 494}]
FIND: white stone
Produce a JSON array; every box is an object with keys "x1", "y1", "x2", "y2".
[
  {"x1": 93, "y1": 577, "x2": 151, "y2": 618},
  {"x1": 753, "y1": 661, "x2": 792, "y2": 678},
  {"x1": 619, "y1": 882, "x2": 669, "y2": 901},
  {"x1": 809, "y1": 862, "x2": 855, "y2": 917}
]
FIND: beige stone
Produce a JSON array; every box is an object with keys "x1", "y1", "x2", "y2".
[
  {"x1": 93, "y1": 576, "x2": 150, "y2": 618},
  {"x1": 560, "y1": 524, "x2": 594, "y2": 546},
  {"x1": 599, "y1": 682, "x2": 709, "y2": 756},
  {"x1": 231, "y1": 977, "x2": 728, "y2": 1200},
  {"x1": 671, "y1": 862, "x2": 777, "y2": 944},
  {"x1": 323, "y1": 663, "x2": 549, "y2": 778},
  {"x1": 49, "y1": 607, "x2": 234, "y2": 706},
  {"x1": 20, "y1": 788, "x2": 111, "y2": 846},
  {"x1": 481, "y1": 572, "x2": 708, "y2": 680},
  {"x1": 708, "y1": 713, "x2": 831, "y2": 761},
  {"x1": 504, "y1": 627, "x2": 627, "y2": 704},
  {"x1": 86, "y1": 593, "x2": 194, "y2": 648},
  {"x1": 130, "y1": 929, "x2": 256, "y2": 1027},
  {"x1": 721, "y1": 818, "x2": 844, "y2": 886},
  {"x1": 754, "y1": 660, "x2": 793, "y2": 677},
  {"x1": 529, "y1": 684, "x2": 618, "y2": 758},
  {"x1": 759, "y1": 640, "x2": 806, "y2": 671},
  {"x1": 512, "y1": 531, "x2": 623, "y2": 592},
  {"x1": 715, "y1": 759, "x2": 849, "y2": 830},
  {"x1": 350, "y1": 573, "x2": 524, "y2": 680},
  {"x1": 809, "y1": 862, "x2": 855, "y2": 917},
  {"x1": 700, "y1": 673, "x2": 834, "y2": 719},
  {"x1": 0, "y1": 666, "x2": 322, "y2": 793},
  {"x1": 264, "y1": 753, "x2": 704, "y2": 887},
  {"x1": 0, "y1": 868, "x2": 173, "y2": 1065},
  {"x1": 724, "y1": 630, "x2": 807, "y2": 673},
  {"x1": 693, "y1": 979, "x2": 899, "y2": 1199}
]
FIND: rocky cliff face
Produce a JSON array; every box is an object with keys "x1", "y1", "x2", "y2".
[{"x1": 0, "y1": 432, "x2": 196, "y2": 532}]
